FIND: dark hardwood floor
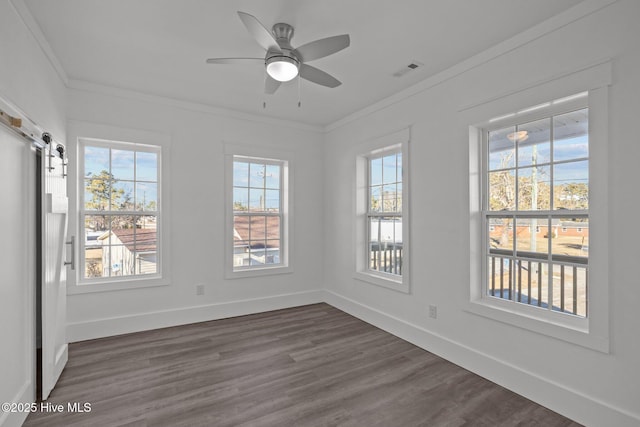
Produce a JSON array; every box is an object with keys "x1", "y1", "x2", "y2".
[{"x1": 24, "y1": 303, "x2": 581, "y2": 427}]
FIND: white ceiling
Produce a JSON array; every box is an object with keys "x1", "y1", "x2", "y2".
[{"x1": 23, "y1": 0, "x2": 584, "y2": 127}]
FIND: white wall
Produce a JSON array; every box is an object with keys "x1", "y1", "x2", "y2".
[
  {"x1": 0, "y1": 1, "x2": 66, "y2": 426},
  {"x1": 323, "y1": 1, "x2": 640, "y2": 426},
  {"x1": 65, "y1": 86, "x2": 325, "y2": 341}
]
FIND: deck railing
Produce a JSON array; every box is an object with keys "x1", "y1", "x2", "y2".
[
  {"x1": 488, "y1": 249, "x2": 587, "y2": 317},
  {"x1": 369, "y1": 242, "x2": 403, "y2": 275}
]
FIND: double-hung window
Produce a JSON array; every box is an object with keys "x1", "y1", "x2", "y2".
[
  {"x1": 355, "y1": 129, "x2": 410, "y2": 292},
  {"x1": 482, "y1": 103, "x2": 589, "y2": 318},
  {"x1": 367, "y1": 147, "x2": 404, "y2": 277},
  {"x1": 229, "y1": 154, "x2": 290, "y2": 275},
  {"x1": 79, "y1": 138, "x2": 161, "y2": 282}
]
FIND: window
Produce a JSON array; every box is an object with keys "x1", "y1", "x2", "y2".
[
  {"x1": 232, "y1": 156, "x2": 285, "y2": 270},
  {"x1": 225, "y1": 147, "x2": 292, "y2": 278},
  {"x1": 79, "y1": 139, "x2": 161, "y2": 282},
  {"x1": 367, "y1": 148, "x2": 403, "y2": 277},
  {"x1": 484, "y1": 107, "x2": 589, "y2": 318},
  {"x1": 467, "y1": 63, "x2": 610, "y2": 351},
  {"x1": 354, "y1": 129, "x2": 410, "y2": 292}
]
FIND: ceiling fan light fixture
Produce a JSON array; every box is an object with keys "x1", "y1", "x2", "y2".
[{"x1": 266, "y1": 56, "x2": 299, "y2": 82}]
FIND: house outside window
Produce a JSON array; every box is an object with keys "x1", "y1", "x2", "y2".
[{"x1": 79, "y1": 138, "x2": 161, "y2": 282}]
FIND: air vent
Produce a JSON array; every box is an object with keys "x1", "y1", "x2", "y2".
[{"x1": 392, "y1": 60, "x2": 424, "y2": 77}]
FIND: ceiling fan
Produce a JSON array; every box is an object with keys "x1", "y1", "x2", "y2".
[{"x1": 206, "y1": 12, "x2": 350, "y2": 94}]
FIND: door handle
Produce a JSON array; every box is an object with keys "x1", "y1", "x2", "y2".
[{"x1": 64, "y1": 236, "x2": 75, "y2": 270}]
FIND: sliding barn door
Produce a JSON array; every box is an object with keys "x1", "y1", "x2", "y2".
[{"x1": 41, "y1": 141, "x2": 69, "y2": 400}]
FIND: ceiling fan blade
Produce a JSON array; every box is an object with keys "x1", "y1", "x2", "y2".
[
  {"x1": 293, "y1": 34, "x2": 350, "y2": 62},
  {"x1": 264, "y1": 75, "x2": 281, "y2": 94},
  {"x1": 237, "y1": 12, "x2": 281, "y2": 53},
  {"x1": 299, "y1": 64, "x2": 341, "y2": 88},
  {"x1": 206, "y1": 58, "x2": 264, "y2": 65}
]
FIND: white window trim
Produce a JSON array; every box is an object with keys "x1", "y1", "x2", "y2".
[
  {"x1": 354, "y1": 128, "x2": 411, "y2": 293},
  {"x1": 224, "y1": 143, "x2": 293, "y2": 279},
  {"x1": 465, "y1": 63, "x2": 610, "y2": 352},
  {"x1": 67, "y1": 121, "x2": 171, "y2": 294}
]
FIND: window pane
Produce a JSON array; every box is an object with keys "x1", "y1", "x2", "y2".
[
  {"x1": 368, "y1": 216, "x2": 402, "y2": 275},
  {"x1": 488, "y1": 217, "x2": 513, "y2": 252},
  {"x1": 84, "y1": 178, "x2": 110, "y2": 210},
  {"x1": 136, "y1": 182, "x2": 158, "y2": 211},
  {"x1": 233, "y1": 215, "x2": 249, "y2": 246},
  {"x1": 551, "y1": 217, "x2": 589, "y2": 260},
  {"x1": 382, "y1": 184, "x2": 398, "y2": 212},
  {"x1": 84, "y1": 214, "x2": 109, "y2": 234},
  {"x1": 515, "y1": 217, "x2": 549, "y2": 256},
  {"x1": 249, "y1": 163, "x2": 265, "y2": 188},
  {"x1": 514, "y1": 260, "x2": 550, "y2": 309},
  {"x1": 249, "y1": 188, "x2": 265, "y2": 212},
  {"x1": 111, "y1": 149, "x2": 135, "y2": 181},
  {"x1": 265, "y1": 164, "x2": 280, "y2": 189},
  {"x1": 396, "y1": 182, "x2": 403, "y2": 213},
  {"x1": 266, "y1": 216, "x2": 280, "y2": 240},
  {"x1": 370, "y1": 186, "x2": 382, "y2": 212},
  {"x1": 84, "y1": 248, "x2": 104, "y2": 278},
  {"x1": 249, "y1": 216, "x2": 266, "y2": 241},
  {"x1": 487, "y1": 256, "x2": 513, "y2": 300},
  {"x1": 382, "y1": 154, "x2": 397, "y2": 184},
  {"x1": 554, "y1": 160, "x2": 588, "y2": 210},
  {"x1": 84, "y1": 146, "x2": 110, "y2": 177},
  {"x1": 553, "y1": 109, "x2": 588, "y2": 162},
  {"x1": 136, "y1": 215, "x2": 157, "y2": 231},
  {"x1": 488, "y1": 170, "x2": 516, "y2": 211},
  {"x1": 111, "y1": 181, "x2": 134, "y2": 211},
  {"x1": 136, "y1": 151, "x2": 158, "y2": 182},
  {"x1": 489, "y1": 126, "x2": 515, "y2": 170},
  {"x1": 370, "y1": 157, "x2": 382, "y2": 186},
  {"x1": 518, "y1": 165, "x2": 551, "y2": 210},
  {"x1": 233, "y1": 188, "x2": 248, "y2": 211},
  {"x1": 134, "y1": 251, "x2": 158, "y2": 274},
  {"x1": 550, "y1": 264, "x2": 587, "y2": 317},
  {"x1": 265, "y1": 189, "x2": 280, "y2": 211},
  {"x1": 265, "y1": 240, "x2": 280, "y2": 264},
  {"x1": 517, "y1": 118, "x2": 551, "y2": 167},
  {"x1": 233, "y1": 162, "x2": 249, "y2": 187}
]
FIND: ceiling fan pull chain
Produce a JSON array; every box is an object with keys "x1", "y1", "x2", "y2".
[{"x1": 297, "y1": 74, "x2": 301, "y2": 108}]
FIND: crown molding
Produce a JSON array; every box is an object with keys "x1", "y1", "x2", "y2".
[
  {"x1": 67, "y1": 79, "x2": 324, "y2": 133},
  {"x1": 324, "y1": 0, "x2": 619, "y2": 133},
  {"x1": 9, "y1": 0, "x2": 69, "y2": 86}
]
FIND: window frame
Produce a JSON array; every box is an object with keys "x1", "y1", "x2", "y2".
[
  {"x1": 67, "y1": 122, "x2": 171, "y2": 295},
  {"x1": 466, "y1": 75, "x2": 610, "y2": 352},
  {"x1": 224, "y1": 144, "x2": 293, "y2": 279},
  {"x1": 354, "y1": 129, "x2": 410, "y2": 293}
]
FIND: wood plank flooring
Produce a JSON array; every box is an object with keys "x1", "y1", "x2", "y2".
[{"x1": 23, "y1": 303, "x2": 582, "y2": 427}]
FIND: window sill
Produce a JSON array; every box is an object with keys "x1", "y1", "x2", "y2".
[
  {"x1": 68, "y1": 275, "x2": 169, "y2": 295},
  {"x1": 226, "y1": 265, "x2": 293, "y2": 280},
  {"x1": 354, "y1": 271, "x2": 409, "y2": 294},
  {"x1": 464, "y1": 297, "x2": 609, "y2": 353}
]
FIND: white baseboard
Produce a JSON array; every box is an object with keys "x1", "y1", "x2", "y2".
[
  {"x1": 67, "y1": 289, "x2": 324, "y2": 342},
  {"x1": 323, "y1": 290, "x2": 640, "y2": 427},
  {"x1": 0, "y1": 381, "x2": 33, "y2": 427}
]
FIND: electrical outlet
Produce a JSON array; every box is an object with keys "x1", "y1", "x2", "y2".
[
  {"x1": 428, "y1": 305, "x2": 437, "y2": 319},
  {"x1": 196, "y1": 284, "x2": 205, "y2": 296}
]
